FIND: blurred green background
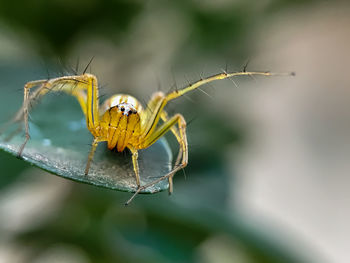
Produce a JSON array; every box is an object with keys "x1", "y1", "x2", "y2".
[{"x1": 1, "y1": 0, "x2": 349, "y2": 262}]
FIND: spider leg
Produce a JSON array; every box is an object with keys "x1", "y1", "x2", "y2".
[
  {"x1": 17, "y1": 80, "x2": 51, "y2": 156},
  {"x1": 14, "y1": 74, "x2": 100, "y2": 156},
  {"x1": 125, "y1": 113, "x2": 187, "y2": 205},
  {"x1": 128, "y1": 146, "x2": 141, "y2": 188},
  {"x1": 140, "y1": 91, "x2": 164, "y2": 134},
  {"x1": 85, "y1": 136, "x2": 106, "y2": 175},
  {"x1": 160, "y1": 111, "x2": 181, "y2": 158},
  {"x1": 160, "y1": 111, "x2": 183, "y2": 194},
  {"x1": 164, "y1": 71, "x2": 292, "y2": 101},
  {"x1": 125, "y1": 164, "x2": 186, "y2": 206},
  {"x1": 0, "y1": 81, "x2": 46, "y2": 141},
  {"x1": 141, "y1": 113, "x2": 187, "y2": 191},
  {"x1": 142, "y1": 71, "x2": 291, "y2": 138}
]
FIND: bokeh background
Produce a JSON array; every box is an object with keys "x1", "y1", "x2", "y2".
[{"x1": 0, "y1": 0, "x2": 349, "y2": 262}]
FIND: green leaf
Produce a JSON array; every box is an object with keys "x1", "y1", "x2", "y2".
[{"x1": 0, "y1": 69, "x2": 171, "y2": 194}]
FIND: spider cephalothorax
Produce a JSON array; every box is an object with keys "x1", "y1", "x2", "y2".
[
  {"x1": 100, "y1": 97, "x2": 142, "y2": 152},
  {"x1": 8, "y1": 69, "x2": 291, "y2": 204}
]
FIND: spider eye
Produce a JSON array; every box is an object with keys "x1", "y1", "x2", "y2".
[
  {"x1": 128, "y1": 110, "x2": 133, "y2": 115},
  {"x1": 120, "y1": 107, "x2": 125, "y2": 112}
]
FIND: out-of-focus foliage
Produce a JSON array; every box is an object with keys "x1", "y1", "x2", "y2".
[
  {"x1": 0, "y1": 0, "x2": 316, "y2": 58},
  {"x1": 0, "y1": 0, "x2": 143, "y2": 56}
]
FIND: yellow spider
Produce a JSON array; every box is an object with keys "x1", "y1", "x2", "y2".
[{"x1": 9, "y1": 68, "x2": 291, "y2": 204}]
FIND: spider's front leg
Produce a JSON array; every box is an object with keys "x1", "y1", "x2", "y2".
[
  {"x1": 140, "y1": 92, "x2": 188, "y2": 193},
  {"x1": 125, "y1": 111, "x2": 188, "y2": 205},
  {"x1": 12, "y1": 74, "x2": 102, "y2": 159},
  {"x1": 160, "y1": 111, "x2": 183, "y2": 166},
  {"x1": 84, "y1": 136, "x2": 107, "y2": 175},
  {"x1": 128, "y1": 145, "x2": 141, "y2": 188},
  {"x1": 132, "y1": 70, "x2": 292, "y2": 194},
  {"x1": 158, "y1": 111, "x2": 187, "y2": 194},
  {"x1": 141, "y1": 112, "x2": 187, "y2": 165},
  {"x1": 0, "y1": 80, "x2": 47, "y2": 142}
]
